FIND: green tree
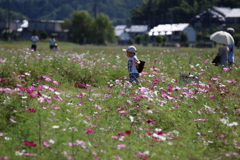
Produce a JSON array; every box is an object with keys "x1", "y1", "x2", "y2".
[
  {"x1": 180, "y1": 32, "x2": 188, "y2": 43},
  {"x1": 40, "y1": 31, "x2": 48, "y2": 40},
  {"x1": 71, "y1": 10, "x2": 93, "y2": 44},
  {"x1": 156, "y1": 35, "x2": 162, "y2": 43},
  {"x1": 91, "y1": 13, "x2": 115, "y2": 45},
  {"x1": 135, "y1": 35, "x2": 142, "y2": 44}
]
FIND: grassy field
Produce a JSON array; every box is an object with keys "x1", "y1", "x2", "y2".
[{"x1": 0, "y1": 41, "x2": 239, "y2": 160}]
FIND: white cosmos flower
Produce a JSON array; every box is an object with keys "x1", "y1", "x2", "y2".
[
  {"x1": 227, "y1": 122, "x2": 238, "y2": 127},
  {"x1": 52, "y1": 125, "x2": 60, "y2": 129},
  {"x1": 43, "y1": 85, "x2": 49, "y2": 89},
  {"x1": 15, "y1": 149, "x2": 26, "y2": 156},
  {"x1": 129, "y1": 116, "x2": 134, "y2": 122},
  {"x1": 54, "y1": 91, "x2": 61, "y2": 95},
  {"x1": 49, "y1": 139, "x2": 55, "y2": 144},
  {"x1": 152, "y1": 133, "x2": 166, "y2": 141}
]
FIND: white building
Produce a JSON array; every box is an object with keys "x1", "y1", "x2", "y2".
[{"x1": 148, "y1": 23, "x2": 196, "y2": 43}]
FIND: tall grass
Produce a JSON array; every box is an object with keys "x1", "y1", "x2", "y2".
[{"x1": 0, "y1": 42, "x2": 239, "y2": 160}]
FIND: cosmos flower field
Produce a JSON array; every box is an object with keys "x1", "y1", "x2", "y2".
[{"x1": 0, "y1": 45, "x2": 239, "y2": 160}]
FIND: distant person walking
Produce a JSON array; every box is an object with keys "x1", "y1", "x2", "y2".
[
  {"x1": 122, "y1": 46, "x2": 140, "y2": 84},
  {"x1": 49, "y1": 36, "x2": 56, "y2": 50},
  {"x1": 226, "y1": 28, "x2": 235, "y2": 66},
  {"x1": 30, "y1": 33, "x2": 39, "y2": 51}
]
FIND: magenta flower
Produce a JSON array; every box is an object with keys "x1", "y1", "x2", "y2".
[
  {"x1": 209, "y1": 95, "x2": 215, "y2": 98},
  {"x1": 27, "y1": 108, "x2": 36, "y2": 113},
  {"x1": 85, "y1": 128, "x2": 94, "y2": 134},
  {"x1": 0, "y1": 78, "x2": 5, "y2": 82},
  {"x1": 77, "y1": 93, "x2": 84, "y2": 98},
  {"x1": 24, "y1": 141, "x2": 37, "y2": 147}
]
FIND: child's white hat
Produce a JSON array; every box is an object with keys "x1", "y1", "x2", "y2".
[{"x1": 122, "y1": 46, "x2": 137, "y2": 53}]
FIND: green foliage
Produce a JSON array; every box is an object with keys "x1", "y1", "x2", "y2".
[
  {"x1": 135, "y1": 34, "x2": 142, "y2": 44},
  {"x1": 180, "y1": 32, "x2": 188, "y2": 46},
  {"x1": 91, "y1": 13, "x2": 115, "y2": 44},
  {"x1": 0, "y1": 0, "x2": 143, "y2": 25},
  {"x1": 131, "y1": 0, "x2": 240, "y2": 27},
  {"x1": 65, "y1": 11, "x2": 115, "y2": 45},
  {"x1": 128, "y1": 38, "x2": 134, "y2": 45},
  {"x1": 40, "y1": 31, "x2": 48, "y2": 40},
  {"x1": 233, "y1": 34, "x2": 240, "y2": 47},
  {"x1": 0, "y1": 44, "x2": 239, "y2": 159},
  {"x1": 156, "y1": 35, "x2": 162, "y2": 43},
  {"x1": 70, "y1": 10, "x2": 93, "y2": 44}
]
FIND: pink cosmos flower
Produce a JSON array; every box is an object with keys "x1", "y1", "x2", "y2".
[
  {"x1": 117, "y1": 144, "x2": 126, "y2": 150},
  {"x1": 111, "y1": 136, "x2": 119, "y2": 139},
  {"x1": 43, "y1": 141, "x2": 50, "y2": 147},
  {"x1": 0, "y1": 155, "x2": 8, "y2": 160},
  {"x1": 209, "y1": 95, "x2": 215, "y2": 98},
  {"x1": 194, "y1": 118, "x2": 208, "y2": 121},
  {"x1": 85, "y1": 128, "x2": 94, "y2": 134},
  {"x1": 53, "y1": 81, "x2": 59, "y2": 85},
  {"x1": 88, "y1": 98, "x2": 93, "y2": 101},
  {"x1": 10, "y1": 118, "x2": 17, "y2": 123},
  {"x1": 86, "y1": 83, "x2": 91, "y2": 87},
  {"x1": 77, "y1": 93, "x2": 84, "y2": 98},
  {"x1": 24, "y1": 153, "x2": 37, "y2": 156}
]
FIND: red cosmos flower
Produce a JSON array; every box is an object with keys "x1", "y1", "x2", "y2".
[
  {"x1": 168, "y1": 87, "x2": 173, "y2": 92},
  {"x1": 118, "y1": 131, "x2": 124, "y2": 136},
  {"x1": 24, "y1": 141, "x2": 37, "y2": 147},
  {"x1": 27, "y1": 108, "x2": 36, "y2": 113},
  {"x1": 75, "y1": 83, "x2": 85, "y2": 87},
  {"x1": 21, "y1": 81, "x2": 28, "y2": 86},
  {"x1": 146, "y1": 132, "x2": 153, "y2": 135},
  {"x1": 125, "y1": 130, "x2": 131, "y2": 135}
]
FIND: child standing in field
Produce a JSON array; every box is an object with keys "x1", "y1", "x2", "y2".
[
  {"x1": 30, "y1": 33, "x2": 39, "y2": 51},
  {"x1": 123, "y1": 46, "x2": 140, "y2": 84},
  {"x1": 49, "y1": 36, "x2": 56, "y2": 50}
]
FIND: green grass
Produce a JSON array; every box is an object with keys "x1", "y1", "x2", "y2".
[{"x1": 0, "y1": 42, "x2": 239, "y2": 160}]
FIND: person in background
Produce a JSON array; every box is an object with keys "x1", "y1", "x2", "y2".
[
  {"x1": 226, "y1": 28, "x2": 235, "y2": 67},
  {"x1": 122, "y1": 46, "x2": 140, "y2": 84},
  {"x1": 49, "y1": 36, "x2": 56, "y2": 50},
  {"x1": 30, "y1": 33, "x2": 39, "y2": 51},
  {"x1": 53, "y1": 44, "x2": 59, "y2": 51},
  {"x1": 218, "y1": 44, "x2": 229, "y2": 67}
]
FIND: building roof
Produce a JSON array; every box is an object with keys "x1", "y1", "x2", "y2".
[
  {"x1": 125, "y1": 25, "x2": 148, "y2": 33},
  {"x1": 211, "y1": 6, "x2": 240, "y2": 18},
  {"x1": 148, "y1": 23, "x2": 190, "y2": 36},
  {"x1": 114, "y1": 25, "x2": 127, "y2": 37}
]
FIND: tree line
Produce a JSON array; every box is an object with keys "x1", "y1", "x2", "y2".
[
  {"x1": 131, "y1": 0, "x2": 240, "y2": 28},
  {"x1": 62, "y1": 11, "x2": 115, "y2": 45}
]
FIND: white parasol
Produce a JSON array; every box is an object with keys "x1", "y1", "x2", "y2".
[{"x1": 210, "y1": 31, "x2": 234, "y2": 45}]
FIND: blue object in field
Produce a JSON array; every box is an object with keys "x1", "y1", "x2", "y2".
[{"x1": 180, "y1": 73, "x2": 200, "y2": 85}]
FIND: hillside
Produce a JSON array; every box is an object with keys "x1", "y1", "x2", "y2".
[{"x1": 0, "y1": 0, "x2": 143, "y2": 25}]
